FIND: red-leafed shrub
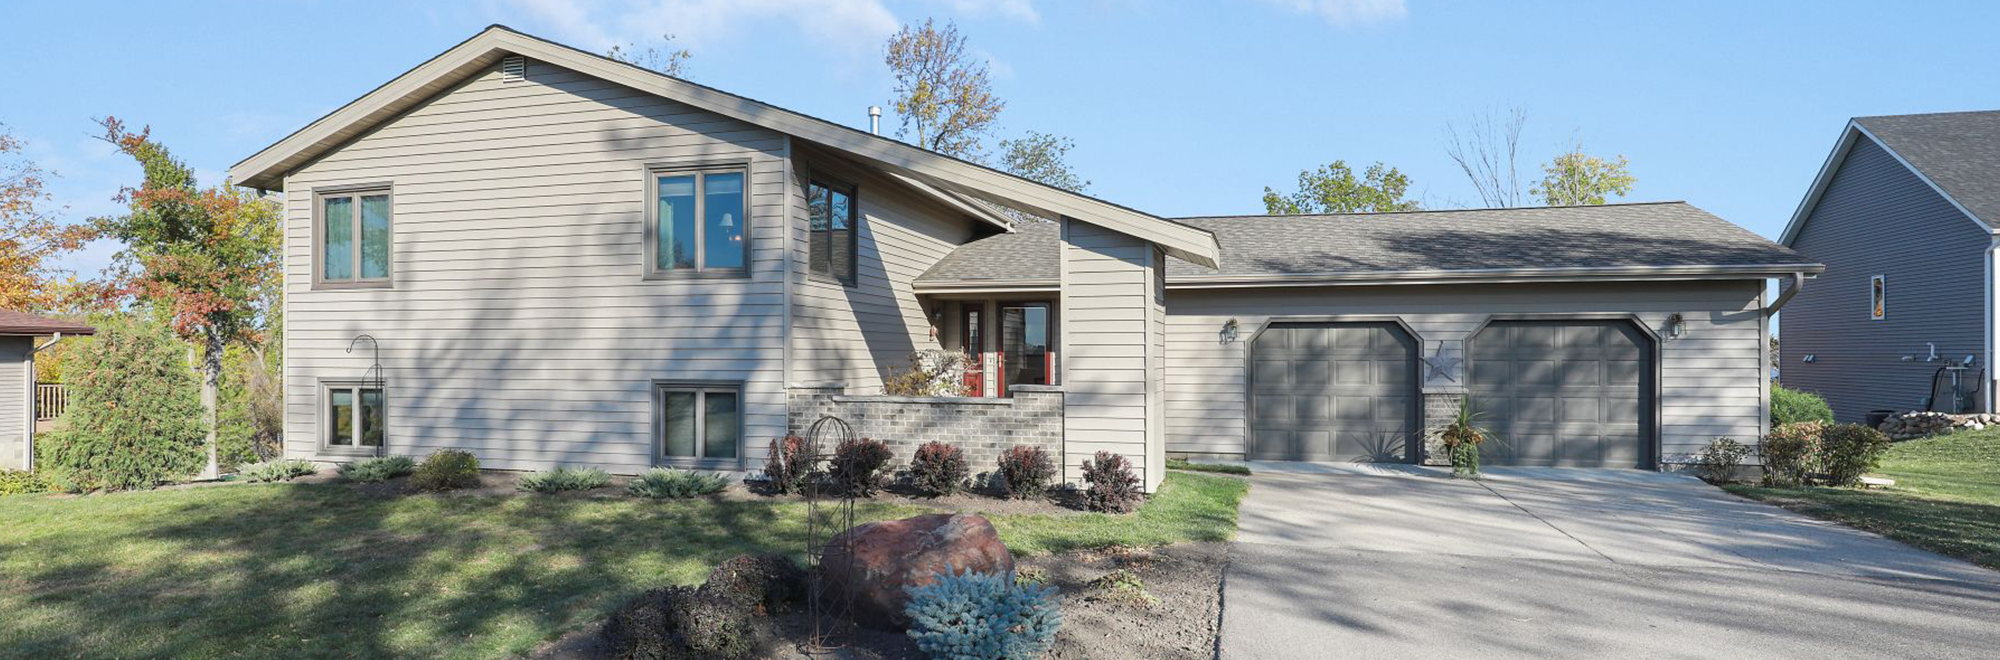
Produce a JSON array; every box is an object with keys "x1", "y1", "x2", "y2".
[
  {"x1": 908, "y1": 442, "x2": 970, "y2": 496},
  {"x1": 829, "y1": 437, "x2": 893, "y2": 497},
  {"x1": 762, "y1": 436, "x2": 814, "y2": 494},
  {"x1": 1081, "y1": 451, "x2": 1142, "y2": 513},
  {"x1": 998, "y1": 445, "x2": 1057, "y2": 500}
]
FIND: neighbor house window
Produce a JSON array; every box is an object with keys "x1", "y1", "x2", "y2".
[
  {"x1": 323, "y1": 382, "x2": 386, "y2": 452},
  {"x1": 649, "y1": 168, "x2": 747, "y2": 276},
  {"x1": 1871, "y1": 275, "x2": 1886, "y2": 320},
  {"x1": 657, "y1": 383, "x2": 740, "y2": 463},
  {"x1": 317, "y1": 188, "x2": 392, "y2": 287},
  {"x1": 807, "y1": 178, "x2": 858, "y2": 285}
]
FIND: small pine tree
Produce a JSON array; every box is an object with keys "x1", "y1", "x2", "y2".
[{"x1": 38, "y1": 315, "x2": 208, "y2": 491}]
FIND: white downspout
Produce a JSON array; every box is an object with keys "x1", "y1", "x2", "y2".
[
  {"x1": 25, "y1": 332, "x2": 66, "y2": 471},
  {"x1": 1986, "y1": 236, "x2": 1999, "y2": 413}
]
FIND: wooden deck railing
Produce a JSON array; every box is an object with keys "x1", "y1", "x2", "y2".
[{"x1": 35, "y1": 383, "x2": 66, "y2": 421}]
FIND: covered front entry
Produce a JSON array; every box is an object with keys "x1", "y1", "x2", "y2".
[
  {"x1": 1249, "y1": 321, "x2": 1419, "y2": 462},
  {"x1": 1467, "y1": 319, "x2": 1655, "y2": 468}
]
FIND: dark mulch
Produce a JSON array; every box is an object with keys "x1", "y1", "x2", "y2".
[{"x1": 720, "y1": 479, "x2": 1088, "y2": 517}]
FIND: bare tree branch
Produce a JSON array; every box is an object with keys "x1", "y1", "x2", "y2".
[{"x1": 1443, "y1": 106, "x2": 1526, "y2": 208}]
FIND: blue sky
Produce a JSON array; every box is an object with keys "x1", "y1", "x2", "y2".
[{"x1": 7, "y1": 0, "x2": 2000, "y2": 278}]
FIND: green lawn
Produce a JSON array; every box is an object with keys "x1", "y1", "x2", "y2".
[
  {"x1": 0, "y1": 471, "x2": 1245, "y2": 660},
  {"x1": 1726, "y1": 428, "x2": 2000, "y2": 570}
]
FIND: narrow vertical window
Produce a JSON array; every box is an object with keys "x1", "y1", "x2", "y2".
[
  {"x1": 650, "y1": 168, "x2": 747, "y2": 276},
  {"x1": 807, "y1": 177, "x2": 858, "y2": 285},
  {"x1": 658, "y1": 384, "x2": 741, "y2": 463},
  {"x1": 1871, "y1": 275, "x2": 1886, "y2": 320},
  {"x1": 317, "y1": 188, "x2": 392, "y2": 287}
]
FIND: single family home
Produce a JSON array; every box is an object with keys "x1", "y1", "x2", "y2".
[
  {"x1": 0, "y1": 310, "x2": 95, "y2": 471},
  {"x1": 230, "y1": 25, "x2": 1819, "y2": 489}
]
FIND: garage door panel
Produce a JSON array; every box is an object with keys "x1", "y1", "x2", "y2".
[
  {"x1": 1517, "y1": 360, "x2": 1558, "y2": 385},
  {"x1": 1559, "y1": 361, "x2": 1600, "y2": 387},
  {"x1": 1295, "y1": 396, "x2": 1331, "y2": 421},
  {"x1": 1294, "y1": 360, "x2": 1330, "y2": 384},
  {"x1": 1470, "y1": 320, "x2": 1654, "y2": 468},
  {"x1": 1254, "y1": 360, "x2": 1289, "y2": 386},
  {"x1": 1250, "y1": 321, "x2": 1418, "y2": 462}
]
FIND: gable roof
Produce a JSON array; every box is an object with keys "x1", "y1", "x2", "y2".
[
  {"x1": 917, "y1": 202, "x2": 1820, "y2": 289},
  {"x1": 1781, "y1": 111, "x2": 2000, "y2": 245},
  {"x1": 229, "y1": 25, "x2": 1220, "y2": 268},
  {"x1": 0, "y1": 311, "x2": 95, "y2": 337}
]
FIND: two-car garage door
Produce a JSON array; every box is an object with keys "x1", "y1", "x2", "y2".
[{"x1": 1248, "y1": 320, "x2": 1653, "y2": 467}]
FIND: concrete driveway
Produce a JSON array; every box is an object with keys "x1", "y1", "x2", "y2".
[{"x1": 1220, "y1": 465, "x2": 2000, "y2": 660}]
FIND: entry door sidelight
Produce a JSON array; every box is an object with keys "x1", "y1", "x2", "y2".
[
  {"x1": 962, "y1": 307, "x2": 985, "y2": 397},
  {"x1": 1000, "y1": 303, "x2": 1051, "y2": 396}
]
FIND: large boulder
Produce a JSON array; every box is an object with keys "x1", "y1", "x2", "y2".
[{"x1": 817, "y1": 513, "x2": 1013, "y2": 629}]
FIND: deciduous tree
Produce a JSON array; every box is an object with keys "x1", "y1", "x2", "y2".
[
  {"x1": 885, "y1": 18, "x2": 1004, "y2": 159},
  {"x1": 998, "y1": 131, "x2": 1088, "y2": 193},
  {"x1": 92, "y1": 118, "x2": 282, "y2": 479},
  {"x1": 606, "y1": 34, "x2": 691, "y2": 77},
  {"x1": 1532, "y1": 142, "x2": 1636, "y2": 206},
  {"x1": 1263, "y1": 160, "x2": 1421, "y2": 214},
  {"x1": 0, "y1": 125, "x2": 96, "y2": 310},
  {"x1": 1444, "y1": 106, "x2": 1527, "y2": 208}
]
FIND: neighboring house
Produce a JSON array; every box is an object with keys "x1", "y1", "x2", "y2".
[
  {"x1": 1780, "y1": 111, "x2": 2000, "y2": 422},
  {"x1": 0, "y1": 311, "x2": 94, "y2": 471},
  {"x1": 230, "y1": 26, "x2": 1818, "y2": 488}
]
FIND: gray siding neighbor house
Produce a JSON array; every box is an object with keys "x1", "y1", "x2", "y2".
[
  {"x1": 1780, "y1": 111, "x2": 2000, "y2": 422},
  {"x1": 0, "y1": 311, "x2": 94, "y2": 471},
  {"x1": 232, "y1": 26, "x2": 1818, "y2": 488}
]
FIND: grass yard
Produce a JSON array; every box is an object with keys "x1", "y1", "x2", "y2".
[
  {"x1": 1726, "y1": 428, "x2": 2000, "y2": 570},
  {"x1": 0, "y1": 471, "x2": 1246, "y2": 660}
]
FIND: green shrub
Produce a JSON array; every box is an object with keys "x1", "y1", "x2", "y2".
[
  {"x1": 628, "y1": 468, "x2": 730, "y2": 499},
  {"x1": 36, "y1": 315, "x2": 207, "y2": 492},
  {"x1": 340, "y1": 455, "x2": 416, "y2": 483},
  {"x1": 602, "y1": 585, "x2": 755, "y2": 660},
  {"x1": 997, "y1": 445, "x2": 1056, "y2": 500},
  {"x1": 215, "y1": 343, "x2": 283, "y2": 472},
  {"x1": 1081, "y1": 451, "x2": 1142, "y2": 513},
  {"x1": 705, "y1": 554, "x2": 806, "y2": 615},
  {"x1": 238, "y1": 459, "x2": 318, "y2": 483},
  {"x1": 516, "y1": 465, "x2": 610, "y2": 493},
  {"x1": 1820, "y1": 423, "x2": 1890, "y2": 486},
  {"x1": 829, "y1": 437, "x2": 892, "y2": 497},
  {"x1": 0, "y1": 469, "x2": 48, "y2": 496},
  {"x1": 1762, "y1": 421, "x2": 1826, "y2": 487},
  {"x1": 904, "y1": 570, "x2": 1062, "y2": 660},
  {"x1": 1693, "y1": 437, "x2": 1750, "y2": 483},
  {"x1": 1091, "y1": 569, "x2": 1158, "y2": 606},
  {"x1": 761, "y1": 436, "x2": 813, "y2": 494},
  {"x1": 909, "y1": 441, "x2": 970, "y2": 496},
  {"x1": 411, "y1": 450, "x2": 481, "y2": 491},
  {"x1": 1772, "y1": 385, "x2": 1835, "y2": 427},
  {"x1": 1441, "y1": 398, "x2": 1495, "y2": 479}
]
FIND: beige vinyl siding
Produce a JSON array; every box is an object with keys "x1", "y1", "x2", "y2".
[
  {"x1": 1062, "y1": 220, "x2": 1163, "y2": 489},
  {"x1": 281, "y1": 59, "x2": 788, "y2": 472},
  {"x1": 788, "y1": 151, "x2": 978, "y2": 391},
  {"x1": 1165, "y1": 280, "x2": 1766, "y2": 463},
  {"x1": 0, "y1": 338, "x2": 27, "y2": 470}
]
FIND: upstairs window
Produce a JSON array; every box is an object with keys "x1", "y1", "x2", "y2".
[
  {"x1": 807, "y1": 178, "x2": 858, "y2": 285},
  {"x1": 1871, "y1": 275, "x2": 1886, "y2": 320},
  {"x1": 650, "y1": 168, "x2": 747, "y2": 276},
  {"x1": 317, "y1": 188, "x2": 392, "y2": 287}
]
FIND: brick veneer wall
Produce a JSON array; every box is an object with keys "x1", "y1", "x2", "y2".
[
  {"x1": 1419, "y1": 393, "x2": 1461, "y2": 467},
  {"x1": 785, "y1": 384, "x2": 1065, "y2": 479}
]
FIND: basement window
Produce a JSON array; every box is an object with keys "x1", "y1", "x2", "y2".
[
  {"x1": 322, "y1": 382, "x2": 386, "y2": 454},
  {"x1": 1871, "y1": 275, "x2": 1886, "y2": 320}
]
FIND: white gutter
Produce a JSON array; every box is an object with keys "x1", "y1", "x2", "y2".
[
  {"x1": 1765, "y1": 272, "x2": 1809, "y2": 317},
  {"x1": 1988, "y1": 235, "x2": 1999, "y2": 413}
]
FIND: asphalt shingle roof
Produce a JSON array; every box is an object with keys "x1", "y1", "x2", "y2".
[
  {"x1": 0, "y1": 310, "x2": 95, "y2": 337},
  {"x1": 1855, "y1": 110, "x2": 2000, "y2": 226},
  {"x1": 915, "y1": 202, "x2": 1818, "y2": 284}
]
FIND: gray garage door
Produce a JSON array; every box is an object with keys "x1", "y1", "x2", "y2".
[
  {"x1": 1467, "y1": 320, "x2": 1654, "y2": 468},
  {"x1": 1250, "y1": 322, "x2": 1418, "y2": 462}
]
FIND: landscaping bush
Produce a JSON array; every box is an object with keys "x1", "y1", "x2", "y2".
[
  {"x1": 829, "y1": 437, "x2": 893, "y2": 497},
  {"x1": 1820, "y1": 423, "x2": 1891, "y2": 487},
  {"x1": 761, "y1": 436, "x2": 813, "y2": 494},
  {"x1": 705, "y1": 554, "x2": 806, "y2": 615},
  {"x1": 1771, "y1": 384, "x2": 1835, "y2": 427},
  {"x1": 517, "y1": 465, "x2": 611, "y2": 493},
  {"x1": 883, "y1": 350, "x2": 971, "y2": 397},
  {"x1": 0, "y1": 469, "x2": 48, "y2": 496},
  {"x1": 1762, "y1": 421, "x2": 1826, "y2": 487},
  {"x1": 997, "y1": 445, "x2": 1057, "y2": 500},
  {"x1": 1440, "y1": 398, "x2": 1495, "y2": 479},
  {"x1": 1693, "y1": 437, "x2": 1750, "y2": 483},
  {"x1": 1091, "y1": 569, "x2": 1158, "y2": 606},
  {"x1": 35, "y1": 315, "x2": 207, "y2": 492},
  {"x1": 340, "y1": 455, "x2": 416, "y2": 483},
  {"x1": 603, "y1": 585, "x2": 755, "y2": 660},
  {"x1": 411, "y1": 449, "x2": 481, "y2": 491},
  {"x1": 628, "y1": 468, "x2": 730, "y2": 499},
  {"x1": 1080, "y1": 451, "x2": 1142, "y2": 513},
  {"x1": 909, "y1": 441, "x2": 970, "y2": 496},
  {"x1": 216, "y1": 342, "x2": 283, "y2": 471},
  {"x1": 237, "y1": 459, "x2": 318, "y2": 483},
  {"x1": 904, "y1": 570, "x2": 1062, "y2": 660}
]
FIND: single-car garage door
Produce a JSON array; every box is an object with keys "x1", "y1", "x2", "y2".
[
  {"x1": 1467, "y1": 320, "x2": 1654, "y2": 468},
  {"x1": 1250, "y1": 322, "x2": 1418, "y2": 462}
]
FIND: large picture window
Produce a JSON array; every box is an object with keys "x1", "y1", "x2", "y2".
[
  {"x1": 657, "y1": 383, "x2": 740, "y2": 464},
  {"x1": 322, "y1": 382, "x2": 386, "y2": 453},
  {"x1": 807, "y1": 178, "x2": 858, "y2": 285},
  {"x1": 317, "y1": 188, "x2": 392, "y2": 287},
  {"x1": 650, "y1": 168, "x2": 747, "y2": 276}
]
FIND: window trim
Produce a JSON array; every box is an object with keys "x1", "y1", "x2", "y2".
[
  {"x1": 805, "y1": 174, "x2": 861, "y2": 286},
  {"x1": 1871, "y1": 274, "x2": 1887, "y2": 320},
  {"x1": 311, "y1": 184, "x2": 394, "y2": 290},
  {"x1": 318, "y1": 379, "x2": 387, "y2": 457},
  {"x1": 650, "y1": 380, "x2": 745, "y2": 469},
  {"x1": 643, "y1": 164, "x2": 751, "y2": 280}
]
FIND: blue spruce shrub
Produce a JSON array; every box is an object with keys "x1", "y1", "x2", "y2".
[{"x1": 904, "y1": 570, "x2": 1062, "y2": 660}]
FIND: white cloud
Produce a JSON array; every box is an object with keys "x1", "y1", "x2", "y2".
[
  {"x1": 1262, "y1": 0, "x2": 1407, "y2": 27},
  {"x1": 924, "y1": 0, "x2": 1039, "y2": 23},
  {"x1": 496, "y1": 0, "x2": 903, "y2": 56}
]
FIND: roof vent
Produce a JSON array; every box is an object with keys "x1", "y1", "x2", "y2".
[{"x1": 500, "y1": 55, "x2": 526, "y2": 83}]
